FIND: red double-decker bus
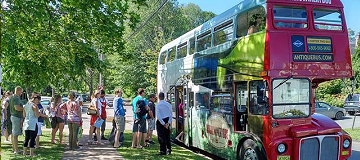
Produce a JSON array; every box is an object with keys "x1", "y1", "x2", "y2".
[{"x1": 157, "y1": 0, "x2": 353, "y2": 159}]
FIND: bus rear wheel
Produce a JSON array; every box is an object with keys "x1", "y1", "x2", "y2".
[{"x1": 239, "y1": 139, "x2": 262, "y2": 160}]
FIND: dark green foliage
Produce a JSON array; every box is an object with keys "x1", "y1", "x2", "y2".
[{"x1": 1, "y1": 0, "x2": 146, "y2": 95}]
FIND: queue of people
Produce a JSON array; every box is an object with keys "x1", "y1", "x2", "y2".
[
  {"x1": 1, "y1": 86, "x2": 85, "y2": 156},
  {"x1": 1, "y1": 86, "x2": 176, "y2": 157}
]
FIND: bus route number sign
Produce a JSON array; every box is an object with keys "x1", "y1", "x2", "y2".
[{"x1": 307, "y1": 36, "x2": 332, "y2": 53}]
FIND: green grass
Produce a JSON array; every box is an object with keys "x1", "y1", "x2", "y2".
[
  {"x1": 106, "y1": 130, "x2": 208, "y2": 160},
  {"x1": 1, "y1": 131, "x2": 64, "y2": 160},
  {"x1": 344, "y1": 128, "x2": 360, "y2": 141}
]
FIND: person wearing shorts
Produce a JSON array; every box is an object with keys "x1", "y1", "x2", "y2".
[
  {"x1": 51, "y1": 95, "x2": 66, "y2": 144},
  {"x1": 113, "y1": 89, "x2": 126, "y2": 148},
  {"x1": 9, "y1": 86, "x2": 24, "y2": 154},
  {"x1": 131, "y1": 88, "x2": 148, "y2": 149},
  {"x1": 88, "y1": 90, "x2": 103, "y2": 145},
  {"x1": 146, "y1": 94, "x2": 156, "y2": 145}
]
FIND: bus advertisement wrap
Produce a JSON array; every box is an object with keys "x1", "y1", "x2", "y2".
[
  {"x1": 293, "y1": 53, "x2": 333, "y2": 62},
  {"x1": 206, "y1": 114, "x2": 230, "y2": 149}
]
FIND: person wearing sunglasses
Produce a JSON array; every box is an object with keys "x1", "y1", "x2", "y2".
[{"x1": 22, "y1": 93, "x2": 42, "y2": 156}]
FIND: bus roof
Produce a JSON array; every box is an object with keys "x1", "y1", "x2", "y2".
[{"x1": 160, "y1": 0, "x2": 266, "y2": 53}]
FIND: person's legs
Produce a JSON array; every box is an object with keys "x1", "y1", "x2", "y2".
[
  {"x1": 51, "y1": 124, "x2": 59, "y2": 143},
  {"x1": 96, "y1": 127, "x2": 101, "y2": 145},
  {"x1": 88, "y1": 125, "x2": 95, "y2": 144},
  {"x1": 147, "y1": 119, "x2": 155, "y2": 143},
  {"x1": 58, "y1": 122, "x2": 65, "y2": 144},
  {"x1": 132, "y1": 132, "x2": 137, "y2": 148},
  {"x1": 114, "y1": 117, "x2": 120, "y2": 147},
  {"x1": 132, "y1": 120, "x2": 139, "y2": 148},
  {"x1": 156, "y1": 121, "x2": 166, "y2": 154},
  {"x1": 29, "y1": 126, "x2": 38, "y2": 156},
  {"x1": 11, "y1": 116, "x2": 21, "y2": 153},
  {"x1": 165, "y1": 127, "x2": 171, "y2": 154},
  {"x1": 68, "y1": 123, "x2": 74, "y2": 150},
  {"x1": 4, "y1": 126, "x2": 10, "y2": 141},
  {"x1": 35, "y1": 122, "x2": 42, "y2": 148},
  {"x1": 71, "y1": 123, "x2": 79, "y2": 149},
  {"x1": 101, "y1": 118, "x2": 106, "y2": 139},
  {"x1": 23, "y1": 130, "x2": 31, "y2": 155}
]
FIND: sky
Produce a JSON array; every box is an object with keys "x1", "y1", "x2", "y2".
[{"x1": 177, "y1": 0, "x2": 360, "y2": 34}]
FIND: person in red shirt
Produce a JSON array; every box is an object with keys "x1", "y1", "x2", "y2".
[{"x1": 99, "y1": 90, "x2": 112, "y2": 140}]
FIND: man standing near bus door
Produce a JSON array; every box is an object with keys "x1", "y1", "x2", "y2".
[
  {"x1": 155, "y1": 92, "x2": 172, "y2": 155},
  {"x1": 146, "y1": 94, "x2": 156, "y2": 145}
]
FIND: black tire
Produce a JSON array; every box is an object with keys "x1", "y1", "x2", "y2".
[
  {"x1": 348, "y1": 111, "x2": 355, "y2": 116},
  {"x1": 335, "y1": 112, "x2": 344, "y2": 120},
  {"x1": 238, "y1": 139, "x2": 263, "y2": 160}
]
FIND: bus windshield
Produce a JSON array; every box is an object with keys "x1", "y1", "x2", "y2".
[{"x1": 272, "y1": 78, "x2": 310, "y2": 118}]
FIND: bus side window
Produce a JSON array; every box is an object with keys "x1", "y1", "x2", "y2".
[
  {"x1": 236, "y1": 6, "x2": 266, "y2": 37},
  {"x1": 249, "y1": 80, "x2": 268, "y2": 115},
  {"x1": 214, "y1": 20, "x2": 234, "y2": 46},
  {"x1": 177, "y1": 42, "x2": 187, "y2": 59},
  {"x1": 189, "y1": 38, "x2": 195, "y2": 55},
  {"x1": 196, "y1": 30, "x2": 211, "y2": 52},
  {"x1": 167, "y1": 46, "x2": 176, "y2": 62}
]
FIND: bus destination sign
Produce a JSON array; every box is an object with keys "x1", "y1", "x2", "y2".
[
  {"x1": 307, "y1": 36, "x2": 333, "y2": 53},
  {"x1": 293, "y1": 53, "x2": 333, "y2": 62},
  {"x1": 289, "y1": 0, "x2": 332, "y2": 5}
]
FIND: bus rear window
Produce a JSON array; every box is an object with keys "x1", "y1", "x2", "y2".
[
  {"x1": 273, "y1": 5, "x2": 307, "y2": 29},
  {"x1": 314, "y1": 8, "x2": 342, "y2": 31}
]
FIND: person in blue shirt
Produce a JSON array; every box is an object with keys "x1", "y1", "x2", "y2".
[
  {"x1": 113, "y1": 89, "x2": 126, "y2": 148},
  {"x1": 131, "y1": 88, "x2": 149, "y2": 149},
  {"x1": 35, "y1": 94, "x2": 48, "y2": 149}
]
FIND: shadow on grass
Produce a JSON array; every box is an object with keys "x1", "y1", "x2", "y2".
[
  {"x1": 1, "y1": 131, "x2": 64, "y2": 160},
  {"x1": 105, "y1": 130, "x2": 208, "y2": 160}
]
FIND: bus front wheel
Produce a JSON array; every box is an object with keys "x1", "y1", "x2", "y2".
[{"x1": 239, "y1": 139, "x2": 262, "y2": 160}]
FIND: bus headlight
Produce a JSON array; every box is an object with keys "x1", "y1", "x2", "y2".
[
  {"x1": 277, "y1": 143, "x2": 286, "y2": 154},
  {"x1": 343, "y1": 139, "x2": 350, "y2": 149}
]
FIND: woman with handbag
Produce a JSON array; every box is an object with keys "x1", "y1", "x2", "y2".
[
  {"x1": 88, "y1": 90, "x2": 103, "y2": 145},
  {"x1": 50, "y1": 95, "x2": 66, "y2": 144}
]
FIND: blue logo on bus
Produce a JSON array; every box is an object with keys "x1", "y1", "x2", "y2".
[{"x1": 291, "y1": 35, "x2": 305, "y2": 52}]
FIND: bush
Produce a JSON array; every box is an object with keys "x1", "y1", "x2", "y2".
[{"x1": 321, "y1": 94, "x2": 345, "y2": 107}]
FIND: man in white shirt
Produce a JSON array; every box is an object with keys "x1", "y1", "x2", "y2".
[{"x1": 155, "y1": 92, "x2": 172, "y2": 155}]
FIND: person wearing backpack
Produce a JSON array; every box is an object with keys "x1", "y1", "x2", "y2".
[
  {"x1": 131, "y1": 88, "x2": 149, "y2": 149},
  {"x1": 113, "y1": 89, "x2": 126, "y2": 148}
]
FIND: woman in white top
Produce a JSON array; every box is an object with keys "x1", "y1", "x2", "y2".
[
  {"x1": 23, "y1": 93, "x2": 42, "y2": 156},
  {"x1": 88, "y1": 90, "x2": 103, "y2": 145}
]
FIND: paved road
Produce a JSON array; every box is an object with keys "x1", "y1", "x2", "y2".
[{"x1": 335, "y1": 115, "x2": 360, "y2": 129}]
